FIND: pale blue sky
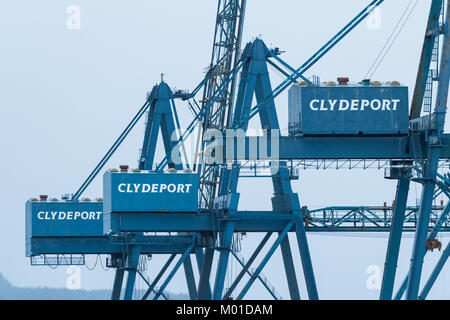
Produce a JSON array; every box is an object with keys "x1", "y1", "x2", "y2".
[{"x1": 1, "y1": 0, "x2": 450, "y2": 299}]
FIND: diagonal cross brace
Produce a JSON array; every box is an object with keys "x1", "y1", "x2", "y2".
[{"x1": 236, "y1": 222, "x2": 294, "y2": 300}]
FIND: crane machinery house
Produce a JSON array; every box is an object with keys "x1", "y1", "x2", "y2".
[
  {"x1": 288, "y1": 80, "x2": 409, "y2": 136},
  {"x1": 103, "y1": 171, "x2": 199, "y2": 214}
]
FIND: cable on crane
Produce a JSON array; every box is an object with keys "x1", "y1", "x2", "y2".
[
  {"x1": 364, "y1": 0, "x2": 420, "y2": 80},
  {"x1": 85, "y1": 254, "x2": 99, "y2": 271},
  {"x1": 98, "y1": 255, "x2": 110, "y2": 271}
]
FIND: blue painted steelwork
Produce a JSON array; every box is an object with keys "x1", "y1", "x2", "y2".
[
  {"x1": 380, "y1": 177, "x2": 410, "y2": 300},
  {"x1": 111, "y1": 261, "x2": 125, "y2": 300},
  {"x1": 304, "y1": 205, "x2": 450, "y2": 232},
  {"x1": 198, "y1": 0, "x2": 247, "y2": 210},
  {"x1": 208, "y1": 134, "x2": 450, "y2": 162},
  {"x1": 26, "y1": 200, "x2": 102, "y2": 238},
  {"x1": 141, "y1": 254, "x2": 176, "y2": 300},
  {"x1": 418, "y1": 242, "x2": 450, "y2": 299},
  {"x1": 410, "y1": 0, "x2": 446, "y2": 120},
  {"x1": 72, "y1": 99, "x2": 152, "y2": 201},
  {"x1": 197, "y1": 247, "x2": 214, "y2": 300},
  {"x1": 395, "y1": 202, "x2": 450, "y2": 300},
  {"x1": 26, "y1": 0, "x2": 450, "y2": 301},
  {"x1": 288, "y1": 84, "x2": 409, "y2": 136},
  {"x1": 153, "y1": 245, "x2": 194, "y2": 300},
  {"x1": 406, "y1": 0, "x2": 450, "y2": 299},
  {"x1": 103, "y1": 171, "x2": 199, "y2": 214},
  {"x1": 182, "y1": 255, "x2": 197, "y2": 300},
  {"x1": 136, "y1": 269, "x2": 171, "y2": 300},
  {"x1": 236, "y1": 222, "x2": 294, "y2": 300},
  {"x1": 139, "y1": 82, "x2": 182, "y2": 170},
  {"x1": 233, "y1": 0, "x2": 385, "y2": 128},
  {"x1": 212, "y1": 221, "x2": 235, "y2": 300},
  {"x1": 230, "y1": 250, "x2": 282, "y2": 300},
  {"x1": 123, "y1": 244, "x2": 141, "y2": 300}
]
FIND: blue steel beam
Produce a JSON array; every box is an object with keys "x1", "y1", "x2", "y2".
[
  {"x1": 155, "y1": 59, "x2": 245, "y2": 172},
  {"x1": 267, "y1": 53, "x2": 313, "y2": 86},
  {"x1": 111, "y1": 266, "x2": 125, "y2": 300},
  {"x1": 183, "y1": 256, "x2": 198, "y2": 300},
  {"x1": 194, "y1": 247, "x2": 212, "y2": 298},
  {"x1": 294, "y1": 212, "x2": 319, "y2": 300},
  {"x1": 136, "y1": 270, "x2": 170, "y2": 300},
  {"x1": 106, "y1": 208, "x2": 450, "y2": 233},
  {"x1": 27, "y1": 235, "x2": 197, "y2": 256},
  {"x1": 380, "y1": 177, "x2": 410, "y2": 300},
  {"x1": 229, "y1": 251, "x2": 282, "y2": 300},
  {"x1": 197, "y1": 247, "x2": 215, "y2": 300},
  {"x1": 214, "y1": 135, "x2": 450, "y2": 162},
  {"x1": 410, "y1": 0, "x2": 445, "y2": 119},
  {"x1": 141, "y1": 254, "x2": 176, "y2": 300},
  {"x1": 217, "y1": 38, "x2": 317, "y2": 300},
  {"x1": 153, "y1": 245, "x2": 194, "y2": 300},
  {"x1": 236, "y1": 222, "x2": 294, "y2": 300},
  {"x1": 213, "y1": 221, "x2": 236, "y2": 300},
  {"x1": 418, "y1": 242, "x2": 450, "y2": 299},
  {"x1": 223, "y1": 232, "x2": 273, "y2": 299},
  {"x1": 139, "y1": 82, "x2": 182, "y2": 170},
  {"x1": 123, "y1": 245, "x2": 141, "y2": 300},
  {"x1": 406, "y1": 1, "x2": 450, "y2": 299},
  {"x1": 72, "y1": 98, "x2": 152, "y2": 200},
  {"x1": 395, "y1": 202, "x2": 450, "y2": 300},
  {"x1": 279, "y1": 235, "x2": 301, "y2": 300}
]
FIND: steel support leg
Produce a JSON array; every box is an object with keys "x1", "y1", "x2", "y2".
[
  {"x1": 295, "y1": 218, "x2": 319, "y2": 300},
  {"x1": 183, "y1": 256, "x2": 198, "y2": 300},
  {"x1": 195, "y1": 247, "x2": 212, "y2": 299},
  {"x1": 123, "y1": 245, "x2": 141, "y2": 300},
  {"x1": 380, "y1": 177, "x2": 410, "y2": 300},
  {"x1": 111, "y1": 267, "x2": 125, "y2": 300},
  {"x1": 279, "y1": 236, "x2": 301, "y2": 300},
  {"x1": 197, "y1": 247, "x2": 215, "y2": 300},
  {"x1": 406, "y1": 158, "x2": 440, "y2": 300},
  {"x1": 213, "y1": 222, "x2": 236, "y2": 300},
  {"x1": 419, "y1": 242, "x2": 450, "y2": 300},
  {"x1": 237, "y1": 222, "x2": 293, "y2": 300}
]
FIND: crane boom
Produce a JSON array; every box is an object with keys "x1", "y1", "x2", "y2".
[{"x1": 199, "y1": 0, "x2": 247, "y2": 210}]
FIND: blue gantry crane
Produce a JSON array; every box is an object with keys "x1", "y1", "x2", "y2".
[{"x1": 26, "y1": 0, "x2": 450, "y2": 300}]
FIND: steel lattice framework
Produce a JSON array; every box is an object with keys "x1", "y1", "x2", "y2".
[{"x1": 25, "y1": 0, "x2": 450, "y2": 301}]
